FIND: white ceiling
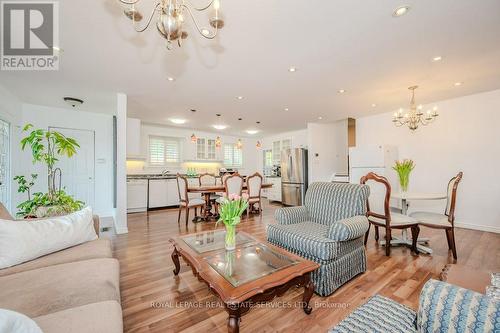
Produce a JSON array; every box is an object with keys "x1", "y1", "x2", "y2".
[{"x1": 1, "y1": 0, "x2": 500, "y2": 136}]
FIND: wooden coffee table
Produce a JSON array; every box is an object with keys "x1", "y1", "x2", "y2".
[{"x1": 169, "y1": 230, "x2": 319, "y2": 333}]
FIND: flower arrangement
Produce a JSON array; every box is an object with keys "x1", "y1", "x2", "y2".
[
  {"x1": 392, "y1": 159, "x2": 415, "y2": 192},
  {"x1": 217, "y1": 192, "x2": 249, "y2": 250}
]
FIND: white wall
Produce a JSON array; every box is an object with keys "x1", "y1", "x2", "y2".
[
  {"x1": 18, "y1": 104, "x2": 115, "y2": 220},
  {"x1": 356, "y1": 89, "x2": 500, "y2": 233},
  {"x1": 0, "y1": 85, "x2": 22, "y2": 213},
  {"x1": 127, "y1": 123, "x2": 261, "y2": 176},
  {"x1": 115, "y1": 94, "x2": 128, "y2": 234},
  {"x1": 307, "y1": 120, "x2": 349, "y2": 183}
]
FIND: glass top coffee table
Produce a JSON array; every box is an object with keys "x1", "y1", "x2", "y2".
[{"x1": 170, "y1": 230, "x2": 319, "y2": 333}]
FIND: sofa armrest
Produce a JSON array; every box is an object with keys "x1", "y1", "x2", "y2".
[
  {"x1": 0, "y1": 202, "x2": 14, "y2": 220},
  {"x1": 274, "y1": 206, "x2": 309, "y2": 225},
  {"x1": 418, "y1": 279, "x2": 500, "y2": 332},
  {"x1": 327, "y1": 215, "x2": 369, "y2": 241}
]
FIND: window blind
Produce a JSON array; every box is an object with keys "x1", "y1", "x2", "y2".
[
  {"x1": 149, "y1": 136, "x2": 180, "y2": 166},
  {"x1": 223, "y1": 143, "x2": 243, "y2": 167}
]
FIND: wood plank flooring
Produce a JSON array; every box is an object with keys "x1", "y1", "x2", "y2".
[{"x1": 111, "y1": 200, "x2": 500, "y2": 333}]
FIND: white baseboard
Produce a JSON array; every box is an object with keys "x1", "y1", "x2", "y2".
[
  {"x1": 115, "y1": 226, "x2": 129, "y2": 234},
  {"x1": 455, "y1": 222, "x2": 500, "y2": 234}
]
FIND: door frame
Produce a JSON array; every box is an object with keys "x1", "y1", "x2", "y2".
[
  {"x1": 0, "y1": 117, "x2": 11, "y2": 211},
  {"x1": 49, "y1": 126, "x2": 96, "y2": 208}
]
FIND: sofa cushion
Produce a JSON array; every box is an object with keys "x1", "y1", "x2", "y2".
[
  {"x1": 0, "y1": 238, "x2": 112, "y2": 277},
  {"x1": 329, "y1": 295, "x2": 417, "y2": 333},
  {"x1": 0, "y1": 207, "x2": 97, "y2": 269},
  {"x1": 267, "y1": 221, "x2": 363, "y2": 261},
  {"x1": 0, "y1": 258, "x2": 120, "y2": 318},
  {"x1": 0, "y1": 308, "x2": 43, "y2": 333},
  {"x1": 34, "y1": 301, "x2": 123, "y2": 333}
]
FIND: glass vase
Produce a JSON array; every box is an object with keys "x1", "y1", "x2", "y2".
[{"x1": 225, "y1": 224, "x2": 236, "y2": 251}]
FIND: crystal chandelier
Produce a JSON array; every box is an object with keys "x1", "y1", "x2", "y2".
[
  {"x1": 392, "y1": 86, "x2": 438, "y2": 131},
  {"x1": 119, "y1": 0, "x2": 223, "y2": 49}
]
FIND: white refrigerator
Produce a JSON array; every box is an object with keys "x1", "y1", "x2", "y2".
[{"x1": 349, "y1": 145, "x2": 399, "y2": 213}]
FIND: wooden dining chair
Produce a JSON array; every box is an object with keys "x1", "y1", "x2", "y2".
[
  {"x1": 361, "y1": 172, "x2": 420, "y2": 256},
  {"x1": 246, "y1": 172, "x2": 263, "y2": 219},
  {"x1": 410, "y1": 172, "x2": 463, "y2": 260},
  {"x1": 176, "y1": 174, "x2": 205, "y2": 225},
  {"x1": 199, "y1": 173, "x2": 217, "y2": 186},
  {"x1": 215, "y1": 174, "x2": 244, "y2": 212}
]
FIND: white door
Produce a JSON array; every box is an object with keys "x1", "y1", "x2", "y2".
[
  {"x1": 50, "y1": 127, "x2": 95, "y2": 209},
  {"x1": 0, "y1": 119, "x2": 10, "y2": 210}
]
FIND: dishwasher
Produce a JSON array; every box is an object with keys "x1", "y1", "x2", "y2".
[{"x1": 126, "y1": 179, "x2": 148, "y2": 213}]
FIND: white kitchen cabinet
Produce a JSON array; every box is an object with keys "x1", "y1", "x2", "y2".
[
  {"x1": 127, "y1": 179, "x2": 148, "y2": 213},
  {"x1": 166, "y1": 179, "x2": 179, "y2": 206},
  {"x1": 148, "y1": 179, "x2": 169, "y2": 208},
  {"x1": 265, "y1": 177, "x2": 282, "y2": 202},
  {"x1": 126, "y1": 118, "x2": 144, "y2": 159}
]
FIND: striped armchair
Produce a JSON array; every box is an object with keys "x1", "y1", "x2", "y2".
[
  {"x1": 330, "y1": 279, "x2": 500, "y2": 333},
  {"x1": 267, "y1": 182, "x2": 370, "y2": 296}
]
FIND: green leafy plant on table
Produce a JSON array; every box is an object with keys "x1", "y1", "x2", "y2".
[
  {"x1": 392, "y1": 159, "x2": 415, "y2": 192},
  {"x1": 14, "y1": 124, "x2": 84, "y2": 218},
  {"x1": 216, "y1": 192, "x2": 249, "y2": 250}
]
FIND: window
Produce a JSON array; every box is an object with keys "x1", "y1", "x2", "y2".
[
  {"x1": 0, "y1": 119, "x2": 10, "y2": 210},
  {"x1": 282, "y1": 139, "x2": 291, "y2": 152},
  {"x1": 149, "y1": 136, "x2": 180, "y2": 166},
  {"x1": 224, "y1": 143, "x2": 243, "y2": 167}
]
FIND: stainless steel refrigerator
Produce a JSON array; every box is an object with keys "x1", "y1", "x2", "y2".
[{"x1": 281, "y1": 148, "x2": 308, "y2": 206}]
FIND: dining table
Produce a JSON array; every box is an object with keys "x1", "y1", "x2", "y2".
[
  {"x1": 188, "y1": 183, "x2": 273, "y2": 222},
  {"x1": 383, "y1": 192, "x2": 448, "y2": 254}
]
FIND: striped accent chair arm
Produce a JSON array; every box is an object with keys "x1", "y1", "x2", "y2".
[
  {"x1": 327, "y1": 216, "x2": 369, "y2": 241},
  {"x1": 275, "y1": 206, "x2": 309, "y2": 225},
  {"x1": 418, "y1": 279, "x2": 500, "y2": 333}
]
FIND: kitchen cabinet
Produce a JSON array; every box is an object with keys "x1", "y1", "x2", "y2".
[
  {"x1": 166, "y1": 179, "x2": 179, "y2": 206},
  {"x1": 265, "y1": 177, "x2": 282, "y2": 202},
  {"x1": 126, "y1": 118, "x2": 145, "y2": 159},
  {"x1": 196, "y1": 138, "x2": 217, "y2": 160},
  {"x1": 148, "y1": 178, "x2": 180, "y2": 208},
  {"x1": 272, "y1": 139, "x2": 292, "y2": 165},
  {"x1": 127, "y1": 179, "x2": 148, "y2": 212}
]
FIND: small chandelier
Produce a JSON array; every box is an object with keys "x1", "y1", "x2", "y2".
[
  {"x1": 119, "y1": 0, "x2": 223, "y2": 50},
  {"x1": 215, "y1": 136, "x2": 222, "y2": 148},
  {"x1": 393, "y1": 86, "x2": 438, "y2": 131},
  {"x1": 190, "y1": 133, "x2": 197, "y2": 143},
  {"x1": 236, "y1": 139, "x2": 243, "y2": 149}
]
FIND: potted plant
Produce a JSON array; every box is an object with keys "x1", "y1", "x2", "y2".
[
  {"x1": 216, "y1": 193, "x2": 249, "y2": 250},
  {"x1": 392, "y1": 159, "x2": 415, "y2": 193},
  {"x1": 14, "y1": 124, "x2": 84, "y2": 218}
]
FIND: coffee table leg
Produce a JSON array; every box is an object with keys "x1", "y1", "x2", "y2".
[
  {"x1": 171, "y1": 247, "x2": 180, "y2": 275},
  {"x1": 226, "y1": 306, "x2": 241, "y2": 333},
  {"x1": 302, "y1": 274, "x2": 314, "y2": 315}
]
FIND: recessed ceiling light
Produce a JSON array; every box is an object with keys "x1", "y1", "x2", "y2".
[
  {"x1": 190, "y1": 109, "x2": 196, "y2": 112},
  {"x1": 288, "y1": 66, "x2": 297, "y2": 72},
  {"x1": 454, "y1": 81, "x2": 463, "y2": 86},
  {"x1": 236, "y1": 96, "x2": 244, "y2": 100},
  {"x1": 338, "y1": 89, "x2": 346, "y2": 94},
  {"x1": 284, "y1": 108, "x2": 289, "y2": 111},
  {"x1": 201, "y1": 28, "x2": 210, "y2": 36},
  {"x1": 256, "y1": 121, "x2": 261, "y2": 124},
  {"x1": 170, "y1": 118, "x2": 186, "y2": 124},
  {"x1": 432, "y1": 56, "x2": 442, "y2": 62},
  {"x1": 318, "y1": 116, "x2": 323, "y2": 120},
  {"x1": 213, "y1": 124, "x2": 227, "y2": 130},
  {"x1": 167, "y1": 77, "x2": 175, "y2": 81},
  {"x1": 238, "y1": 118, "x2": 242, "y2": 121},
  {"x1": 246, "y1": 130, "x2": 259, "y2": 135},
  {"x1": 371, "y1": 103, "x2": 377, "y2": 108},
  {"x1": 392, "y1": 5, "x2": 410, "y2": 17}
]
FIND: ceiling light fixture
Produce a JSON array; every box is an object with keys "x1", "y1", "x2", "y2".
[
  {"x1": 371, "y1": 103, "x2": 377, "y2": 108},
  {"x1": 288, "y1": 66, "x2": 297, "y2": 72},
  {"x1": 63, "y1": 97, "x2": 84, "y2": 108},
  {"x1": 284, "y1": 108, "x2": 289, "y2": 111},
  {"x1": 318, "y1": 116, "x2": 323, "y2": 120},
  {"x1": 392, "y1": 5, "x2": 410, "y2": 17},
  {"x1": 392, "y1": 86, "x2": 438, "y2": 131},
  {"x1": 246, "y1": 130, "x2": 258, "y2": 135},
  {"x1": 236, "y1": 139, "x2": 243, "y2": 149},
  {"x1": 167, "y1": 77, "x2": 175, "y2": 81},
  {"x1": 236, "y1": 96, "x2": 244, "y2": 100},
  {"x1": 338, "y1": 89, "x2": 346, "y2": 94},
  {"x1": 215, "y1": 136, "x2": 222, "y2": 148},
  {"x1": 170, "y1": 118, "x2": 186, "y2": 124},
  {"x1": 190, "y1": 133, "x2": 197, "y2": 143},
  {"x1": 118, "y1": 0, "x2": 224, "y2": 50},
  {"x1": 432, "y1": 56, "x2": 442, "y2": 62},
  {"x1": 256, "y1": 141, "x2": 262, "y2": 149},
  {"x1": 213, "y1": 124, "x2": 227, "y2": 130},
  {"x1": 454, "y1": 81, "x2": 463, "y2": 86}
]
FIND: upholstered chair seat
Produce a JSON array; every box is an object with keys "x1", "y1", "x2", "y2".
[
  {"x1": 267, "y1": 182, "x2": 370, "y2": 296},
  {"x1": 369, "y1": 212, "x2": 418, "y2": 227},
  {"x1": 409, "y1": 211, "x2": 450, "y2": 227},
  {"x1": 180, "y1": 198, "x2": 205, "y2": 207}
]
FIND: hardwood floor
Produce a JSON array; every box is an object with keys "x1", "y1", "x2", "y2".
[{"x1": 112, "y1": 200, "x2": 500, "y2": 333}]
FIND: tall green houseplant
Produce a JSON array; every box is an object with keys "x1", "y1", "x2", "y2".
[{"x1": 15, "y1": 124, "x2": 84, "y2": 218}]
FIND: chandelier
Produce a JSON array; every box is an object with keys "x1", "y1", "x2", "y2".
[
  {"x1": 392, "y1": 86, "x2": 438, "y2": 131},
  {"x1": 119, "y1": 0, "x2": 223, "y2": 49}
]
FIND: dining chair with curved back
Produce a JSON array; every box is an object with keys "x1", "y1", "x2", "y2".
[
  {"x1": 360, "y1": 172, "x2": 420, "y2": 256},
  {"x1": 176, "y1": 174, "x2": 205, "y2": 225},
  {"x1": 215, "y1": 173, "x2": 245, "y2": 216},
  {"x1": 198, "y1": 173, "x2": 217, "y2": 186},
  {"x1": 246, "y1": 172, "x2": 263, "y2": 219},
  {"x1": 410, "y1": 172, "x2": 463, "y2": 260}
]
